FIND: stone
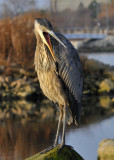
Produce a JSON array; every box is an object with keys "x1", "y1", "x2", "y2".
[
  {"x1": 10, "y1": 78, "x2": 28, "y2": 89},
  {"x1": 17, "y1": 85, "x2": 36, "y2": 98},
  {"x1": 83, "y1": 58, "x2": 107, "y2": 73},
  {"x1": 104, "y1": 71, "x2": 114, "y2": 81},
  {"x1": 0, "y1": 76, "x2": 5, "y2": 83},
  {"x1": 5, "y1": 76, "x2": 12, "y2": 83},
  {"x1": 19, "y1": 68, "x2": 26, "y2": 75},
  {"x1": 99, "y1": 79, "x2": 114, "y2": 93},
  {"x1": 112, "y1": 98, "x2": 114, "y2": 104},
  {"x1": 98, "y1": 139, "x2": 114, "y2": 160},
  {"x1": 99, "y1": 96, "x2": 111, "y2": 108},
  {"x1": 0, "y1": 65, "x2": 5, "y2": 71},
  {"x1": 26, "y1": 145, "x2": 84, "y2": 160}
]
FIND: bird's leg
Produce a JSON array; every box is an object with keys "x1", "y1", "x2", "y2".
[
  {"x1": 40, "y1": 106, "x2": 63, "y2": 154},
  {"x1": 60, "y1": 105, "x2": 67, "y2": 148},
  {"x1": 54, "y1": 106, "x2": 63, "y2": 147}
]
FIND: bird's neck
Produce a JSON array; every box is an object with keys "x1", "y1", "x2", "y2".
[{"x1": 36, "y1": 37, "x2": 53, "y2": 72}]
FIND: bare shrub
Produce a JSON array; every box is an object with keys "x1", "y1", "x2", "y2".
[{"x1": 0, "y1": 11, "x2": 50, "y2": 68}]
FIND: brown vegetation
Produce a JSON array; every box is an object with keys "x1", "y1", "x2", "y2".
[
  {"x1": 99, "y1": 1, "x2": 114, "y2": 27},
  {"x1": 0, "y1": 11, "x2": 51, "y2": 69},
  {"x1": 0, "y1": 3, "x2": 114, "y2": 70},
  {"x1": 0, "y1": 120, "x2": 56, "y2": 160}
]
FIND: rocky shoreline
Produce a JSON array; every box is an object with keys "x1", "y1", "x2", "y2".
[
  {"x1": 0, "y1": 57, "x2": 114, "y2": 121},
  {"x1": 77, "y1": 35, "x2": 114, "y2": 52}
]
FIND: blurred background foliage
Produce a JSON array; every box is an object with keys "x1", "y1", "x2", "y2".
[{"x1": 0, "y1": 0, "x2": 113, "y2": 68}]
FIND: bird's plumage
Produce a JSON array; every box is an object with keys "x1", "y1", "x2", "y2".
[
  {"x1": 34, "y1": 31, "x2": 83, "y2": 124},
  {"x1": 50, "y1": 33, "x2": 83, "y2": 123},
  {"x1": 51, "y1": 33, "x2": 83, "y2": 102},
  {"x1": 34, "y1": 18, "x2": 83, "y2": 148}
]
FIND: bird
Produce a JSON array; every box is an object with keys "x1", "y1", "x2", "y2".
[{"x1": 34, "y1": 18, "x2": 83, "y2": 151}]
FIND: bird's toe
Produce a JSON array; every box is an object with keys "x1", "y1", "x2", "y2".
[{"x1": 39, "y1": 145, "x2": 54, "y2": 154}]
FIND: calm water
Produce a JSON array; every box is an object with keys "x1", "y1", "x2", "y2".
[
  {"x1": 0, "y1": 116, "x2": 114, "y2": 160},
  {"x1": 81, "y1": 52, "x2": 114, "y2": 66},
  {"x1": 66, "y1": 116, "x2": 114, "y2": 160},
  {"x1": 0, "y1": 95, "x2": 114, "y2": 160}
]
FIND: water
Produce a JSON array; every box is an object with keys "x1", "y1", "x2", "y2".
[
  {"x1": 81, "y1": 52, "x2": 114, "y2": 66},
  {"x1": 0, "y1": 116, "x2": 114, "y2": 160},
  {"x1": 0, "y1": 96, "x2": 113, "y2": 160},
  {"x1": 66, "y1": 116, "x2": 114, "y2": 160}
]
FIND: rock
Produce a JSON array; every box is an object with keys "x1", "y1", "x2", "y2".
[
  {"x1": 99, "y1": 96, "x2": 111, "y2": 108},
  {"x1": 17, "y1": 85, "x2": 36, "y2": 98},
  {"x1": 0, "y1": 109, "x2": 5, "y2": 119},
  {"x1": 11, "y1": 107, "x2": 22, "y2": 116},
  {"x1": 5, "y1": 76, "x2": 12, "y2": 83},
  {"x1": 26, "y1": 145, "x2": 84, "y2": 160},
  {"x1": 0, "y1": 76, "x2": 5, "y2": 83},
  {"x1": 2, "y1": 82, "x2": 9, "y2": 90},
  {"x1": 0, "y1": 65, "x2": 5, "y2": 71},
  {"x1": 98, "y1": 139, "x2": 114, "y2": 160},
  {"x1": 33, "y1": 77, "x2": 38, "y2": 83},
  {"x1": 19, "y1": 68, "x2": 35, "y2": 78},
  {"x1": 19, "y1": 68, "x2": 26, "y2": 75},
  {"x1": 104, "y1": 71, "x2": 114, "y2": 81},
  {"x1": 10, "y1": 78, "x2": 27, "y2": 89},
  {"x1": 25, "y1": 70, "x2": 35, "y2": 78},
  {"x1": 81, "y1": 57, "x2": 108, "y2": 73},
  {"x1": 112, "y1": 98, "x2": 114, "y2": 104},
  {"x1": 99, "y1": 79, "x2": 114, "y2": 93},
  {"x1": 84, "y1": 59, "x2": 107, "y2": 73}
]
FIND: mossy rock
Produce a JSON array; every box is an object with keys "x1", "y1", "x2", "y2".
[
  {"x1": 26, "y1": 145, "x2": 84, "y2": 160},
  {"x1": 98, "y1": 79, "x2": 114, "y2": 93},
  {"x1": 98, "y1": 139, "x2": 114, "y2": 160}
]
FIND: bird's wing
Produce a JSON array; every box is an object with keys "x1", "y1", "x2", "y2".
[{"x1": 53, "y1": 33, "x2": 83, "y2": 103}]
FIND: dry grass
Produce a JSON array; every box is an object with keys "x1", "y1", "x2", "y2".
[{"x1": 0, "y1": 11, "x2": 51, "y2": 69}]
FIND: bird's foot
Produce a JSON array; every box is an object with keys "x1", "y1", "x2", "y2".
[
  {"x1": 57, "y1": 143, "x2": 65, "y2": 152},
  {"x1": 58, "y1": 144, "x2": 73, "y2": 152},
  {"x1": 39, "y1": 145, "x2": 54, "y2": 154}
]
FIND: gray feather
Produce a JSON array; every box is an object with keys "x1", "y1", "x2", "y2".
[
  {"x1": 50, "y1": 33, "x2": 83, "y2": 123},
  {"x1": 51, "y1": 33, "x2": 83, "y2": 103}
]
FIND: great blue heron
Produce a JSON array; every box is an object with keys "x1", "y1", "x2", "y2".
[{"x1": 34, "y1": 18, "x2": 83, "y2": 150}]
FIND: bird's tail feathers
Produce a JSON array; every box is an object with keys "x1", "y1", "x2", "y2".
[{"x1": 68, "y1": 93, "x2": 81, "y2": 125}]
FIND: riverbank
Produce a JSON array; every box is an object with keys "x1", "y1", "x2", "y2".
[
  {"x1": 76, "y1": 35, "x2": 114, "y2": 52},
  {"x1": 0, "y1": 56, "x2": 114, "y2": 121}
]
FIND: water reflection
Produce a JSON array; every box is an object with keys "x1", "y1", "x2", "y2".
[
  {"x1": 66, "y1": 116, "x2": 114, "y2": 160},
  {"x1": 0, "y1": 95, "x2": 113, "y2": 160},
  {"x1": 0, "y1": 120, "x2": 57, "y2": 160},
  {"x1": 0, "y1": 116, "x2": 114, "y2": 160}
]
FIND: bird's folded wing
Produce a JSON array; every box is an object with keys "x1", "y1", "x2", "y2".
[{"x1": 58, "y1": 54, "x2": 83, "y2": 103}]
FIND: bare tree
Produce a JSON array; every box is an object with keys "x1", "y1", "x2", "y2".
[
  {"x1": 1, "y1": 3, "x2": 13, "y2": 18},
  {"x1": 5, "y1": 0, "x2": 36, "y2": 16}
]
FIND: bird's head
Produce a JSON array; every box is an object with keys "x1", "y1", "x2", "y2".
[{"x1": 34, "y1": 18, "x2": 66, "y2": 61}]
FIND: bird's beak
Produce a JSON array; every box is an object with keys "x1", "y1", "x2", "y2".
[
  {"x1": 48, "y1": 31, "x2": 66, "y2": 48},
  {"x1": 43, "y1": 30, "x2": 66, "y2": 62},
  {"x1": 43, "y1": 30, "x2": 56, "y2": 61},
  {"x1": 34, "y1": 21, "x2": 66, "y2": 62}
]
